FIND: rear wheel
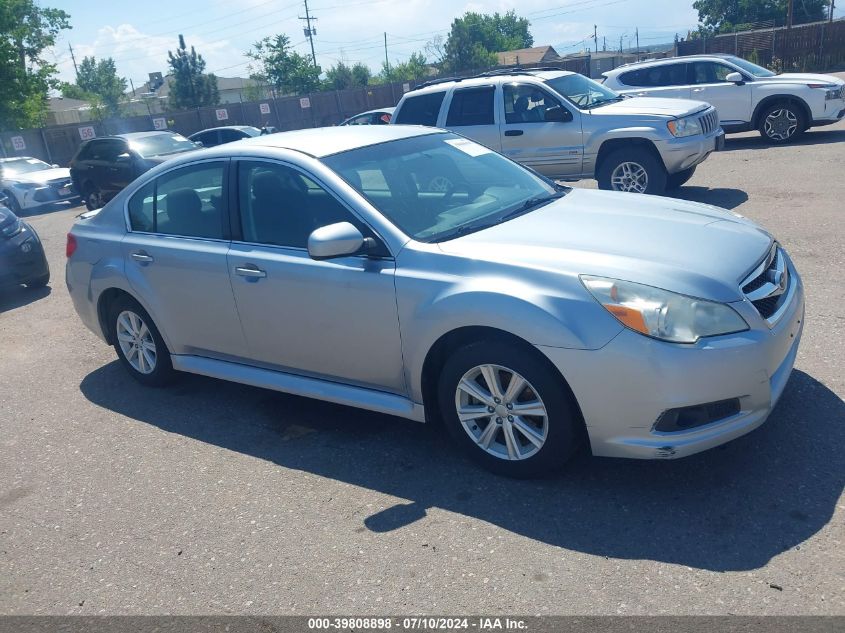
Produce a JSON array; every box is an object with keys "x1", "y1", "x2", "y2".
[
  {"x1": 84, "y1": 184, "x2": 104, "y2": 211},
  {"x1": 437, "y1": 339, "x2": 581, "y2": 478},
  {"x1": 758, "y1": 102, "x2": 805, "y2": 144},
  {"x1": 666, "y1": 166, "x2": 697, "y2": 190},
  {"x1": 108, "y1": 296, "x2": 175, "y2": 387},
  {"x1": 597, "y1": 147, "x2": 667, "y2": 195}
]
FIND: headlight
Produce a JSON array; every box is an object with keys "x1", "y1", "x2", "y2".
[
  {"x1": 667, "y1": 116, "x2": 703, "y2": 137},
  {"x1": 0, "y1": 217, "x2": 23, "y2": 238},
  {"x1": 581, "y1": 276, "x2": 748, "y2": 344}
]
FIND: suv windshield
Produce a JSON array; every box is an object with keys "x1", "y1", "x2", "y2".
[
  {"x1": 322, "y1": 133, "x2": 565, "y2": 243},
  {"x1": 128, "y1": 133, "x2": 197, "y2": 158},
  {"x1": 1, "y1": 158, "x2": 52, "y2": 176},
  {"x1": 725, "y1": 56, "x2": 776, "y2": 78},
  {"x1": 544, "y1": 74, "x2": 622, "y2": 108}
]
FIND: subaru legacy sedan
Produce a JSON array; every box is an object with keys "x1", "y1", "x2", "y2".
[{"x1": 66, "y1": 126, "x2": 803, "y2": 477}]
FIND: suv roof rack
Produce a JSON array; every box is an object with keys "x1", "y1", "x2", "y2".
[{"x1": 409, "y1": 66, "x2": 568, "y2": 91}]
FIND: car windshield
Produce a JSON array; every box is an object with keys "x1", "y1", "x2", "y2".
[
  {"x1": 322, "y1": 133, "x2": 565, "y2": 243},
  {"x1": 544, "y1": 74, "x2": 622, "y2": 108},
  {"x1": 1, "y1": 158, "x2": 52, "y2": 176},
  {"x1": 726, "y1": 56, "x2": 776, "y2": 78},
  {"x1": 128, "y1": 133, "x2": 197, "y2": 158}
]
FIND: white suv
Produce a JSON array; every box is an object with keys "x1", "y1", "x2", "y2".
[{"x1": 603, "y1": 54, "x2": 845, "y2": 144}]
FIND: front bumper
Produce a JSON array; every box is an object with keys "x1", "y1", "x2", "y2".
[
  {"x1": 0, "y1": 223, "x2": 49, "y2": 288},
  {"x1": 13, "y1": 183, "x2": 78, "y2": 210},
  {"x1": 539, "y1": 273, "x2": 805, "y2": 460},
  {"x1": 657, "y1": 126, "x2": 724, "y2": 174}
]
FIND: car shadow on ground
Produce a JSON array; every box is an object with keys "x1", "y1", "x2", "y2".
[
  {"x1": 80, "y1": 364, "x2": 843, "y2": 572},
  {"x1": 15, "y1": 200, "x2": 81, "y2": 219},
  {"x1": 721, "y1": 128, "x2": 845, "y2": 151},
  {"x1": 0, "y1": 285, "x2": 50, "y2": 313},
  {"x1": 670, "y1": 186, "x2": 749, "y2": 210}
]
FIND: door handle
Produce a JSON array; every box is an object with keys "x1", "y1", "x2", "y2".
[
  {"x1": 131, "y1": 251, "x2": 154, "y2": 263},
  {"x1": 504, "y1": 130, "x2": 524, "y2": 136},
  {"x1": 235, "y1": 265, "x2": 267, "y2": 279},
  {"x1": 692, "y1": 88, "x2": 704, "y2": 92}
]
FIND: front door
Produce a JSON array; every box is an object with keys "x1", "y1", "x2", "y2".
[
  {"x1": 227, "y1": 159, "x2": 406, "y2": 393},
  {"x1": 500, "y1": 83, "x2": 583, "y2": 178},
  {"x1": 688, "y1": 61, "x2": 753, "y2": 125},
  {"x1": 122, "y1": 159, "x2": 247, "y2": 359}
]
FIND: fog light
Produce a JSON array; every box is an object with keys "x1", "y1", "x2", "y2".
[{"x1": 654, "y1": 398, "x2": 741, "y2": 432}]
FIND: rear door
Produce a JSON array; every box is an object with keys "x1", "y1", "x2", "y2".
[
  {"x1": 500, "y1": 82, "x2": 583, "y2": 178},
  {"x1": 688, "y1": 61, "x2": 752, "y2": 125},
  {"x1": 97, "y1": 139, "x2": 132, "y2": 199},
  {"x1": 122, "y1": 159, "x2": 247, "y2": 359},
  {"x1": 442, "y1": 85, "x2": 501, "y2": 150},
  {"x1": 616, "y1": 63, "x2": 692, "y2": 99}
]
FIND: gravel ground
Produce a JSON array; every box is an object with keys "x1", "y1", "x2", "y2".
[{"x1": 1, "y1": 113, "x2": 843, "y2": 615}]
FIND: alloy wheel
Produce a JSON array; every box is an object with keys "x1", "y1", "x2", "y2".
[
  {"x1": 764, "y1": 108, "x2": 798, "y2": 141},
  {"x1": 116, "y1": 310, "x2": 157, "y2": 374},
  {"x1": 610, "y1": 161, "x2": 649, "y2": 193},
  {"x1": 454, "y1": 363, "x2": 549, "y2": 461}
]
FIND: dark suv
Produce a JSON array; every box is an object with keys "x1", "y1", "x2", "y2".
[
  {"x1": 69, "y1": 131, "x2": 198, "y2": 210},
  {"x1": 188, "y1": 125, "x2": 262, "y2": 148}
]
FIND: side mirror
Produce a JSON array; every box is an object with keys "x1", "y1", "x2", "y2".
[
  {"x1": 193, "y1": 140, "x2": 204, "y2": 147},
  {"x1": 52, "y1": 164, "x2": 60, "y2": 168},
  {"x1": 725, "y1": 72, "x2": 744, "y2": 84},
  {"x1": 308, "y1": 222, "x2": 365, "y2": 260},
  {"x1": 116, "y1": 152, "x2": 132, "y2": 163},
  {"x1": 545, "y1": 105, "x2": 573, "y2": 123}
]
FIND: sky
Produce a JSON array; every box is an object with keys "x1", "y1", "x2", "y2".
[{"x1": 46, "y1": 0, "x2": 842, "y2": 89}]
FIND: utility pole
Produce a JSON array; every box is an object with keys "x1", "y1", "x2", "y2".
[
  {"x1": 593, "y1": 25, "x2": 598, "y2": 53},
  {"x1": 619, "y1": 35, "x2": 623, "y2": 53},
  {"x1": 603, "y1": 36, "x2": 606, "y2": 52},
  {"x1": 299, "y1": 0, "x2": 318, "y2": 69},
  {"x1": 786, "y1": 0, "x2": 794, "y2": 28},
  {"x1": 68, "y1": 43, "x2": 79, "y2": 80},
  {"x1": 830, "y1": 0, "x2": 836, "y2": 22},
  {"x1": 384, "y1": 32, "x2": 389, "y2": 73},
  {"x1": 635, "y1": 27, "x2": 640, "y2": 61}
]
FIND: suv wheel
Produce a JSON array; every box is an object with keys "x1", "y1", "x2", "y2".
[
  {"x1": 109, "y1": 296, "x2": 175, "y2": 387},
  {"x1": 759, "y1": 102, "x2": 804, "y2": 144},
  {"x1": 598, "y1": 147, "x2": 667, "y2": 195},
  {"x1": 84, "y1": 185, "x2": 104, "y2": 211},
  {"x1": 437, "y1": 340, "x2": 581, "y2": 478},
  {"x1": 666, "y1": 166, "x2": 696, "y2": 190}
]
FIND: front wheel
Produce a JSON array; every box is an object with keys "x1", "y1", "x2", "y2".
[
  {"x1": 84, "y1": 185, "x2": 104, "y2": 211},
  {"x1": 437, "y1": 340, "x2": 581, "y2": 477},
  {"x1": 758, "y1": 102, "x2": 805, "y2": 144},
  {"x1": 666, "y1": 166, "x2": 697, "y2": 190},
  {"x1": 597, "y1": 147, "x2": 667, "y2": 195},
  {"x1": 109, "y1": 296, "x2": 175, "y2": 387}
]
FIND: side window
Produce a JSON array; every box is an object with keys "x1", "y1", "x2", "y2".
[
  {"x1": 238, "y1": 161, "x2": 359, "y2": 249},
  {"x1": 503, "y1": 84, "x2": 562, "y2": 124},
  {"x1": 127, "y1": 181, "x2": 155, "y2": 232},
  {"x1": 100, "y1": 140, "x2": 128, "y2": 162},
  {"x1": 691, "y1": 62, "x2": 733, "y2": 84},
  {"x1": 394, "y1": 92, "x2": 446, "y2": 126},
  {"x1": 148, "y1": 162, "x2": 227, "y2": 239},
  {"x1": 620, "y1": 64, "x2": 687, "y2": 87},
  {"x1": 446, "y1": 86, "x2": 495, "y2": 126},
  {"x1": 219, "y1": 129, "x2": 242, "y2": 144}
]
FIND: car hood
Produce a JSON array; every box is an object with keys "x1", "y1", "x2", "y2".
[
  {"x1": 757, "y1": 72, "x2": 845, "y2": 86},
  {"x1": 589, "y1": 97, "x2": 709, "y2": 118},
  {"x1": 437, "y1": 189, "x2": 772, "y2": 303},
  {"x1": 7, "y1": 167, "x2": 71, "y2": 184}
]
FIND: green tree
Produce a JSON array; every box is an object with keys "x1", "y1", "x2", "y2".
[
  {"x1": 378, "y1": 52, "x2": 428, "y2": 83},
  {"x1": 0, "y1": 0, "x2": 70, "y2": 130},
  {"x1": 693, "y1": 0, "x2": 829, "y2": 33},
  {"x1": 350, "y1": 62, "x2": 371, "y2": 87},
  {"x1": 166, "y1": 34, "x2": 219, "y2": 109},
  {"x1": 442, "y1": 11, "x2": 532, "y2": 73},
  {"x1": 247, "y1": 34, "x2": 321, "y2": 96},
  {"x1": 61, "y1": 56, "x2": 127, "y2": 117},
  {"x1": 324, "y1": 60, "x2": 372, "y2": 90}
]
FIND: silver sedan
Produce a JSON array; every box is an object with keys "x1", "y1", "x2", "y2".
[{"x1": 66, "y1": 126, "x2": 804, "y2": 477}]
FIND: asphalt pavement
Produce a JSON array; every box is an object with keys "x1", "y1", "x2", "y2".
[{"x1": 1, "y1": 117, "x2": 843, "y2": 615}]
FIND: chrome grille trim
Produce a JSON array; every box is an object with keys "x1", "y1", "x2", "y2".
[
  {"x1": 741, "y1": 243, "x2": 792, "y2": 325},
  {"x1": 698, "y1": 108, "x2": 719, "y2": 135}
]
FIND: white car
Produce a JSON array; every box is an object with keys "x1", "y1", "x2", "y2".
[
  {"x1": 603, "y1": 54, "x2": 845, "y2": 143},
  {"x1": 0, "y1": 157, "x2": 78, "y2": 213}
]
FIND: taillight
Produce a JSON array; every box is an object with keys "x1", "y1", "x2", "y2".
[{"x1": 66, "y1": 233, "x2": 77, "y2": 258}]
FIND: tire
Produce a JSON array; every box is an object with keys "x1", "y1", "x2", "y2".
[
  {"x1": 108, "y1": 295, "x2": 175, "y2": 387},
  {"x1": 758, "y1": 101, "x2": 805, "y2": 144},
  {"x1": 84, "y1": 184, "x2": 104, "y2": 211},
  {"x1": 666, "y1": 166, "x2": 697, "y2": 190},
  {"x1": 437, "y1": 339, "x2": 581, "y2": 478},
  {"x1": 597, "y1": 146, "x2": 667, "y2": 195}
]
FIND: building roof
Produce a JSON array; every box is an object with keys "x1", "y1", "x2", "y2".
[
  {"x1": 48, "y1": 97, "x2": 91, "y2": 112},
  {"x1": 496, "y1": 46, "x2": 559, "y2": 66},
  {"x1": 128, "y1": 74, "x2": 261, "y2": 98}
]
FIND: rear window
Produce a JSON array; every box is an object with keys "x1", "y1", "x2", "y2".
[
  {"x1": 394, "y1": 91, "x2": 446, "y2": 126},
  {"x1": 619, "y1": 63, "x2": 688, "y2": 87},
  {"x1": 446, "y1": 86, "x2": 495, "y2": 126}
]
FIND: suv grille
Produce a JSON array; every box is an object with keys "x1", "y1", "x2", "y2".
[
  {"x1": 698, "y1": 108, "x2": 719, "y2": 135},
  {"x1": 741, "y1": 244, "x2": 790, "y2": 321}
]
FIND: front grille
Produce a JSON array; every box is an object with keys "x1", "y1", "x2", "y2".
[
  {"x1": 698, "y1": 108, "x2": 719, "y2": 134},
  {"x1": 741, "y1": 244, "x2": 791, "y2": 322}
]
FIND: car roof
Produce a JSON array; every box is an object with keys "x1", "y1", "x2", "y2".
[
  {"x1": 230, "y1": 124, "x2": 443, "y2": 157},
  {"x1": 605, "y1": 54, "x2": 739, "y2": 75},
  {"x1": 407, "y1": 70, "x2": 576, "y2": 95},
  {"x1": 191, "y1": 125, "x2": 259, "y2": 134}
]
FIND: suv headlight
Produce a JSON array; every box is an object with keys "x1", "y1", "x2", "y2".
[
  {"x1": 581, "y1": 276, "x2": 748, "y2": 344},
  {"x1": 0, "y1": 217, "x2": 23, "y2": 238},
  {"x1": 667, "y1": 116, "x2": 703, "y2": 137}
]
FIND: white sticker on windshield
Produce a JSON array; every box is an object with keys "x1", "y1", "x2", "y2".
[{"x1": 445, "y1": 138, "x2": 492, "y2": 157}]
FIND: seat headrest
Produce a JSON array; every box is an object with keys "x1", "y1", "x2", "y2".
[{"x1": 165, "y1": 188, "x2": 202, "y2": 216}]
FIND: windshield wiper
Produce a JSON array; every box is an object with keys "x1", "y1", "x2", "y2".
[
  {"x1": 587, "y1": 96, "x2": 626, "y2": 108},
  {"x1": 500, "y1": 191, "x2": 566, "y2": 221}
]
